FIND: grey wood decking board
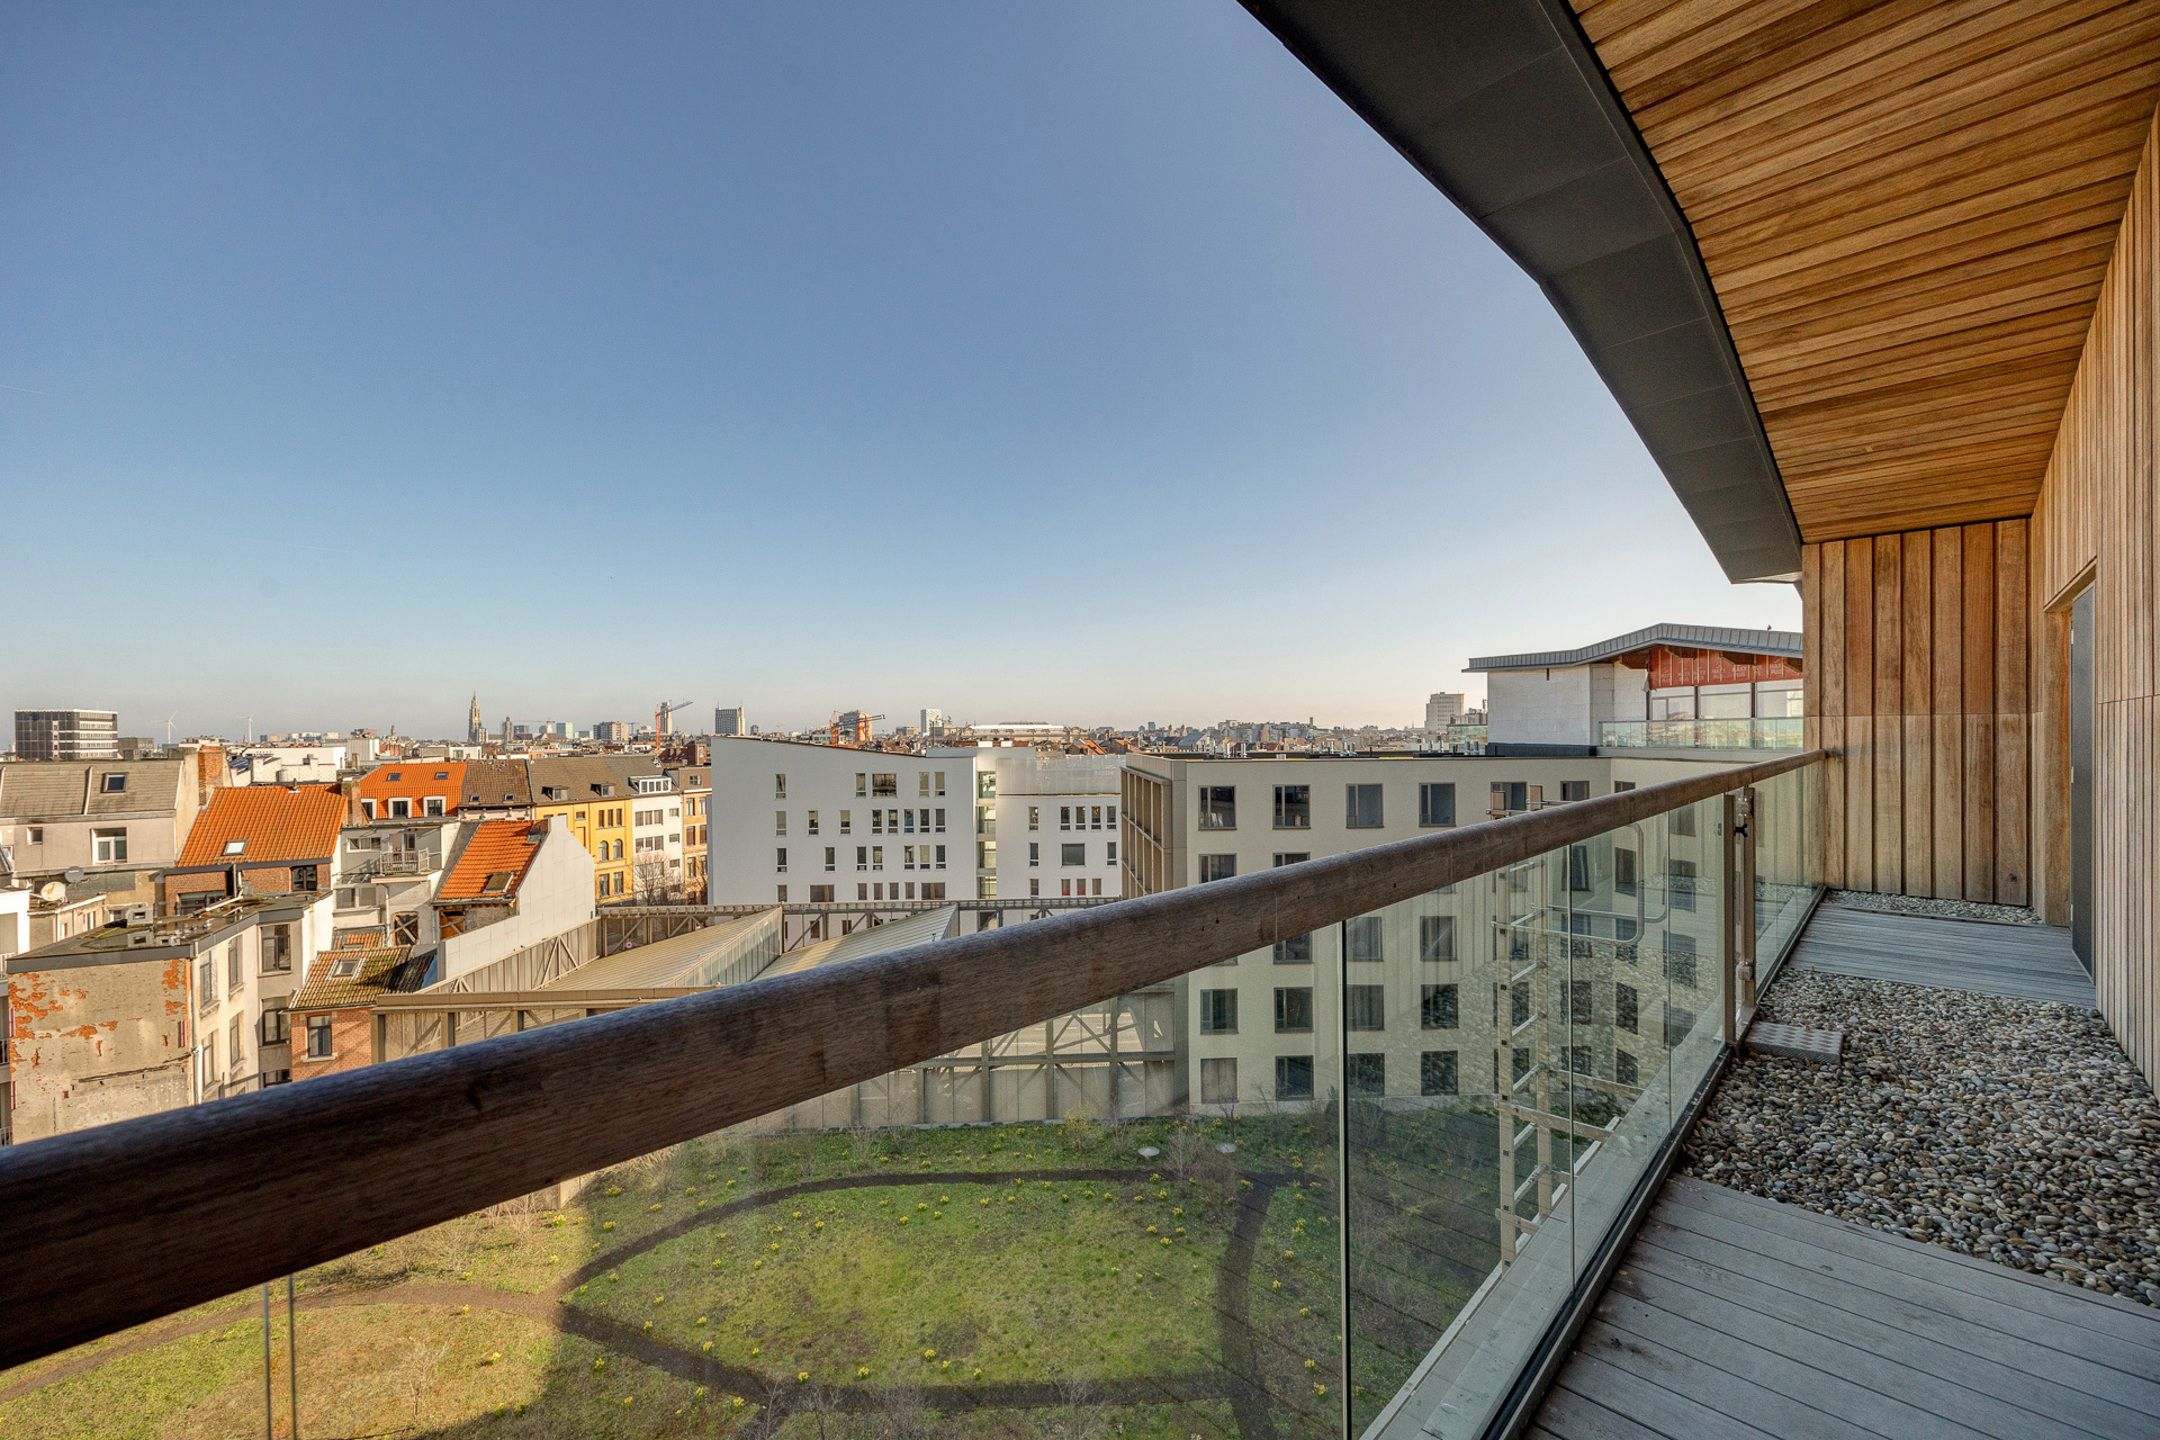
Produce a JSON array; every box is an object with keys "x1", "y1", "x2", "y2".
[
  {"x1": 1595, "y1": 1281, "x2": 1998, "y2": 1440},
  {"x1": 1665, "y1": 1177, "x2": 2160, "y2": 1349},
  {"x1": 1551, "y1": 1352, "x2": 1785, "y2": 1439},
  {"x1": 1570, "y1": 1318, "x2": 1872, "y2": 1440},
  {"x1": 1607, "y1": 1264, "x2": 2021, "y2": 1440},
  {"x1": 1621, "y1": 1240, "x2": 2119, "y2": 1440},
  {"x1": 1632, "y1": 1222, "x2": 2158, "y2": 1436},
  {"x1": 1790, "y1": 908, "x2": 2093, "y2": 1006},
  {"x1": 1651, "y1": 1199, "x2": 2160, "y2": 1392},
  {"x1": 1535, "y1": 1180, "x2": 2160, "y2": 1440}
]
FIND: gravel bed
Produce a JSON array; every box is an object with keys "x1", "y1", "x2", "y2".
[
  {"x1": 1824, "y1": 888, "x2": 2044, "y2": 926},
  {"x1": 1684, "y1": 969, "x2": 2160, "y2": 1306}
]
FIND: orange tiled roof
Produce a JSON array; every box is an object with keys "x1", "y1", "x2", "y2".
[
  {"x1": 355, "y1": 761, "x2": 467, "y2": 815},
  {"x1": 179, "y1": 784, "x2": 346, "y2": 867},
  {"x1": 438, "y1": 820, "x2": 547, "y2": 901}
]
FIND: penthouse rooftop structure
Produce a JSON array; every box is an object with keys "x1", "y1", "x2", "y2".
[{"x1": 7, "y1": 5, "x2": 2160, "y2": 1439}]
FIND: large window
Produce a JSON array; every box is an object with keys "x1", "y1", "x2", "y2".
[
  {"x1": 1418, "y1": 915, "x2": 1455, "y2": 961},
  {"x1": 305, "y1": 1015, "x2": 332, "y2": 1059},
  {"x1": 1672, "y1": 857, "x2": 1698, "y2": 911},
  {"x1": 1561, "y1": 780, "x2": 1591, "y2": 802},
  {"x1": 1199, "y1": 854, "x2": 1237, "y2": 883},
  {"x1": 1347, "y1": 1053, "x2": 1385, "y2": 1096},
  {"x1": 1665, "y1": 933, "x2": 1699, "y2": 988},
  {"x1": 1615, "y1": 982, "x2": 1639, "y2": 1034},
  {"x1": 1273, "y1": 785, "x2": 1310, "y2": 830},
  {"x1": 92, "y1": 827, "x2": 127, "y2": 864},
  {"x1": 1060, "y1": 843, "x2": 1085, "y2": 867},
  {"x1": 1421, "y1": 983, "x2": 1458, "y2": 1030},
  {"x1": 1418, "y1": 782, "x2": 1455, "y2": 827},
  {"x1": 1199, "y1": 989, "x2": 1238, "y2": 1035},
  {"x1": 1345, "y1": 984, "x2": 1385, "y2": 1031},
  {"x1": 871, "y1": 773, "x2": 898, "y2": 797},
  {"x1": 1570, "y1": 978, "x2": 1594, "y2": 1024},
  {"x1": 1200, "y1": 1057, "x2": 1238, "y2": 1105},
  {"x1": 260, "y1": 1003, "x2": 290, "y2": 1045},
  {"x1": 1273, "y1": 851, "x2": 1310, "y2": 867},
  {"x1": 261, "y1": 925, "x2": 293, "y2": 975},
  {"x1": 1346, "y1": 916, "x2": 1383, "y2": 962},
  {"x1": 1345, "y1": 784, "x2": 1383, "y2": 828},
  {"x1": 1198, "y1": 785, "x2": 1237, "y2": 830},
  {"x1": 1420, "y1": 1050, "x2": 1458, "y2": 1096},
  {"x1": 1275, "y1": 1055, "x2": 1315, "y2": 1101},
  {"x1": 1274, "y1": 986, "x2": 1313, "y2": 1034}
]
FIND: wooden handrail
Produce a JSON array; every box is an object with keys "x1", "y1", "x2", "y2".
[{"x1": 0, "y1": 750, "x2": 1822, "y2": 1368}]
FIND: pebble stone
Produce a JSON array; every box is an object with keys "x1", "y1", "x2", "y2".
[
  {"x1": 1824, "y1": 887, "x2": 2046, "y2": 926},
  {"x1": 1683, "y1": 970, "x2": 2160, "y2": 1308}
]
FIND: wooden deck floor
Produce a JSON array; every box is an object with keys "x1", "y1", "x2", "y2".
[
  {"x1": 1788, "y1": 905, "x2": 2094, "y2": 1008},
  {"x1": 1532, "y1": 1177, "x2": 2160, "y2": 1440}
]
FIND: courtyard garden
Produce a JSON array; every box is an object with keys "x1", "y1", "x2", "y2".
[{"x1": 0, "y1": 1108, "x2": 1500, "y2": 1439}]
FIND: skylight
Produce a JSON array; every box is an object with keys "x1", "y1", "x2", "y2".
[
  {"x1": 330, "y1": 957, "x2": 363, "y2": 979},
  {"x1": 222, "y1": 840, "x2": 246, "y2": 856},
  {"x1": 481, "y1": 872, "x2": 513, "y2": 893}
]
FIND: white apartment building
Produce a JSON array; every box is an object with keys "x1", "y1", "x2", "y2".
[
  {"x1": 1424, "y1": 692, "x2": 1467, "y2": 731},
  {"x1": 628, "y1": 770, "x2": 687, "y2": 899},
  {"x1": 230, "y1": 744, "x2": 347, "y2": 786},
  {"x1": 981, "y1": 750, "x2": 1121, "y2": 903},
  {"x1": 1470, "y1": 623, "x2": 1802, "y2": 750},
  {"x1": 708, "y1": 739, "x2": 966, "y2": 909},
  {"x1": 1120, "y1": 752, "x2": 1728, "y2": 1115}
]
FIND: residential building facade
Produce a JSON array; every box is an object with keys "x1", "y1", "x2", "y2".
[
  {"x1": 0, "y1": 759, "x2": 201, "y2": 885},
  {"x1": 13, "y1": 709, "x2": 119, "y2": 761}
]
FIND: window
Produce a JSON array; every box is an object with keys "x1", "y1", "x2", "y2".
[
  {"x1": 1664, "y1": 1005, "x2": 1697, "y2": 1048},
  {"x1": 1200, "y1": 1057, "x2": 1238, "y2": 1105},
  {"x1": 1028, "y1": 842, "x2": 1040, "y2": 868},
  {"x1": 1615, "y1": 1050, "x2": 1638, "y2": 1086},
  {"x1": 1270, "y1": 784, "x2": 1311, "y2": 830},
  {"x1": 871, "y1": 846, "x2": 884, "y2": 870},
  {"x1": 1273, "y1": 933, "x2": 1312, "y2": 964},
  {"x1": 1275, "y1": 1055, "x2": 1315, "y2": 1101},
  {"x1": 1570, "y1": 979, "x2": 1594, "y2": 1024},
  {"x1": 1199, "y1": 854, "x2": 1237, "y2": 883},
  {"x1": 1060, "y1": 806, "x2": 1072, "y2": 830},
  {"x1": 1274, "y1": 986, "x2": 1313, "y2": 1033},
  {"x1": 197, "y1": 955, "x2": 217, "y2": 1005},
  {"x1": 856, "y1": 846, "x2": 868, "y2": 870},
  {"x1": 1345, "y1": 984, "x2": 1385, "y2": 1031},
  {"x1": 25, "y1": 826, "x2": 40, "y2": 844},
  {"x1": 1511, "y1": 980, "x2": 1531, "y2": 1027},
  {"x1": 776, "y1": 884, "x2": 788, "y2": 903},
  {"x1": 1090, "y1": 805, "x2": 1103, "y2": 830},
  {"x1": 807, "y1": 810, "x2": 820, "y2": 835},
  {"x1": 824, "y1": 846, "x2": 836, "y2": 871},
  {"x1": 935, "y1": 845, "x2": 946, "y2": 868},
  {"x1": 1199, "y1": 989, "x2": 1238, "y2": 1035},
  {"x1": 934, "y1": 808, "x2": 945, "y2": 832},
  {"x1": 1029, "y1": 879, "x2": 1040, "y2": 897},
  {"x1": 1513, "y1": 1049, "x2": 1533, "y2": 1086},
  {"x1": 1273, "y1": 852, "x2": 1310, "y2": 868},
  {"x1": 100, "y1": 772, "x2": 127, "y2": 793},
  {"x1": 1671, "y1": 805, "x2": 1697, "y2": 838},
  {"x1": 1614, "y1": 780, "x2": 1636, "y2": 792},
  {"x1": 774, "y1": 811, "x2": 787, "y2": 836},
  {"x1": 1561, "y1": 781, "x2": 1590, "y2": 803},
  {"x1": 1421, "y1": 983, "x2": 1458, "y2": 1030},
  {"x1": 1418, "y1": 782, "x2": 1455, "y2": 827},
  {"x1": 261, "y1": 925, "x2": 292, "y2": 974},
  {"x1": 839, "y1": 810, "x2": 852, "y2": 834},
  {"x1": 855, "y1": 773, "x2": 867, "y2": 797},
  {"x1": 423, "y1": 796, "x2": 446, "y2": 817},
  {"x1": 935, "y1": 772, "x2": 947, "y2": 797},
  {"x1": 1418, "y1": 915, "x2": 1455, "y2": 961},
  {"x1": 810, "y1": 884, "x2": 834, "y2": 902},
  {"x1": 222, "y1": 839, "x2": 247, "y2": 857},
  {"x1": 918, "y1": 771, "x2": 931, "y2": 797},
  {"x1": 305, "y1": 1015, "x2": 332, "y2": 1059},
  {"x1": 1345, "y1": 784, "x2": 1383, "y2": 828},
  {"x1": 227, "y1": 945, "x2": 242, "y2": 991},
  {"x1": 1567, "y1": 1045, "x2": 1594, "y2": 1075},
  {"x1": 389, "y1": 797, "x2": 411, "y2": 818},
  {"x1": 1198, "y1": 785, "x2": 1237, "y2": 830},
  {"x1": 1061, "y1": 843, "x2": 1085, "y2": 867},
  {"x1": 1665, "y1": 934, "x2": 1699, "y2": 988},
  {"x1": 1421, "y1": 1051, "x2": 1458, "y2": 1096},
  {"x1": 1346, "y1": 915, "x2": 1383, "y2": 962},
  {"x1": 1615, "y1": 982, "x2": 1638, "y2": 1034},
  {"x1": 1671, "y1": 858, "x2": 1698, "y2": 911},
  {"x1": 228, "y1": 1014, "x2": 244, "y2": 1074},
  {"x1": 871, "y1": 773, "x2": 897, "y2": 797},
  {"x1": 92, "y1": 827, "x2": 127, "y2": 864},
  {"x1": 1344, "y1": 1052, "x2": 1385, "y2": 1096},
  {"x1": 1615, "y1": 848, "x2": 1638, "y2": 895},
  {"x1": 260, "y1": 1003, "x2": 290, "y2": 1045},
  {"x1": 775, "y1": 847, "x2": 788, "y2": 872},
  {"x1": 1106, "y1": 841, "x2": 1116, "y2": 863},
  {"x1": 1568, "y1": 844, "x2": 1592, "y2": 892}
]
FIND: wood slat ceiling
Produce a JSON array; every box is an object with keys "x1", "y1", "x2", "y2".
[{"x1": 1570, "y1": 0, "x2": 2160, "y2": 543}]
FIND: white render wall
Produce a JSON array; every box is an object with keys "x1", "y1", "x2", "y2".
[
  {"x1": 985, "y1": 750, "x2": 1121, "y2": 903},
  {"x1": 434, "y1": 820, "x2": 597, "y2": 982},
  {"x1": 1486, "y1": 663, "x2": 1647, "y2": 747},
  {"x1": 706, "y1": 739, "x2": 969, "y2": 906}
]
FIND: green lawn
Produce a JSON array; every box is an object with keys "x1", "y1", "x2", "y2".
[{"x1": 0, "y1": 1109, "x2": 1502, "y2": 1440}]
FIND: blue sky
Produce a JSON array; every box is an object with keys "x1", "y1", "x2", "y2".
[{"x1": 2, "y1": 3, "x2": 1796, "y2": 739}]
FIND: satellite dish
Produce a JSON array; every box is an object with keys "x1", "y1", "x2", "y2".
[
  {"x1": 62, "y1": 867, "x2": 86, "y2": 885},
  {"x1": 37, "y1": 881, "x2": 67, "y2": 904}
]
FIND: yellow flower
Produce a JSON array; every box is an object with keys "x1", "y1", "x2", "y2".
[
  {"x1": 751, "y1": 1346, "x2": 762, "y2": 1357},
  {"x1": 592, "y1": 1358, "x2": 607, "y2": 1373},
  {"x1": 601, "y1": 1220, "x2": 616, "y2": 1232},
  {"x1": 647, "y1": 1202, "x2": 663, "y2": 1213},
  {"x1": 695, "y1": 1316, "x2": 708, "y2": 1326},
  {"x1": 1160, "y1": 1237, "x2": 1172, "y2": 1246},
  {"x1": 694, "y1": 1386, "x2": 707, "y2": 1399},
  {"x1": 857, "y1": 1366, "x2": 871, "y2": 1378},
  {"x1": 814, "y1": 1219, "x2": 826, "y2": 1230},
  {"x1": 652, "y1": 1294, "x2": 666, "y2": 1305},
  {"x1": 1299, "y1": 1307, "x2": 1311, "y2": 1318},
  {"x1": 481, "y1": 1349, "x2": 500, "y2": 1364},
  {"x1": 621, "y1": 1395, "x2": 634, "y2": 1408},
  {"x1": 752, "y1": 1258, "x2": 763, "y2": 1269},
  {"x1": 1314, "y1": 1383, "x2": 1327, "y2": 1396},
  {"x1": 1271, "y1": 1280, "x2": 1282, "y2": 1290},
  {"x1": 791, "y1": 1209, "x2": 803, "y2": 1219},
  {"x1": 899, "y1": 1215, "x2": 910, "y2": 1226},
  {"x1": 797, "y1": 1371, "x2": 810, "y2": 1383},
  {"x1": 979, "y1": 1198, "x2": 991, "y2": 1207},
  {"x1": 605, "y1": 1184, "x2": 622, "y2": 1196},
  {"x1": 1147, "y1": 1225, "x2": 1159, "y2": 1235},
  {"x1": 701, "y1": 1340, "x2": 713, "y2": 1353},
  {"x1": 922, "y1": 1348, "x2": 937, "y2": 1360},
  {"x1": 917, "y1": 1202, "x2": 928, "y2": 1211},
  {"x1": 939, "y1": 1195, "x2": 950, "y2": 1204},
  {"x1": 1282, "y1": 1250, "x2": 1295, "y2": 1259},
  {"x1": 732, "y1": 1396, "x2": 746, "y2": 1410}
]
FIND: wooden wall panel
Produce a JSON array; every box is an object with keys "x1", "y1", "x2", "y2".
[
  {"x1": 2025, "y1": 110, "x2": 2160, "y2": 1084},
  {"x1": 1801, "y1": 519, "x2": 2030, "y2": 912}
]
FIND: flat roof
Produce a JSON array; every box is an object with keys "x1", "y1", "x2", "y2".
[
  {"x1": 1467, "y1": 623, "x2": 1801, "y2": 673},
  {"x1": 536, "y1": 910, "x2": 782, "y2": 991}
]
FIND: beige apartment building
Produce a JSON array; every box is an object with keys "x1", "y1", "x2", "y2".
[{"x1": 0, "y1": 759, "x2": 202, "y2": 885}]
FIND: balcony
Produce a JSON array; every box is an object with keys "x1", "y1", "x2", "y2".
[{"x1": 1598, "y1": 718, "x2": 1803, "y2": 752}]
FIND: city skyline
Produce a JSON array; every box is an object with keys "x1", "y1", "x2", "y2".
[{"x1": 4, "y1": 4, "x2": 1796, "y2": 739}]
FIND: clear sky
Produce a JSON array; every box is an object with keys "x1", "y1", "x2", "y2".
[{"x1": 2, "y1": 3, "x2": 1797, "y2": 740}]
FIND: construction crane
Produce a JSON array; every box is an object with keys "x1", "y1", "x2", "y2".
[
  {"x1": 655, "y1": 699, "x2": 694, "y2": 737},
  {"x1": 827, "y1": 710, "x2": 884, "y2": 747}
]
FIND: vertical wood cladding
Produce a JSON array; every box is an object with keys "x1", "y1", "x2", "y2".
[
  {"x1": 2028, "y1": 113, "x2": 2160, "y2": 1087},
  {"x1": 1801, "y1": 522, "x2": 2029, "y2": 909}
]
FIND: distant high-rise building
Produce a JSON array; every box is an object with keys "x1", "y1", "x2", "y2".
[
  {"x1": 468, "y1": 692, "x2": 484, "y2": 746},
  {"x1": 714, "y1": 706, "x2": 747, "y2": 737},
  {"x1": 921, "y1": 707, "x2": 947, "y2": 735},
  {"x1": 1424, "y1": 692, "x2": 1467, "y2": 732},
  {"x1": 594, "y1": 720, "x2": 630, "y2": 745},
  {"x1": 14, "y1": 709, "x2": 120, "y2": 761}
]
